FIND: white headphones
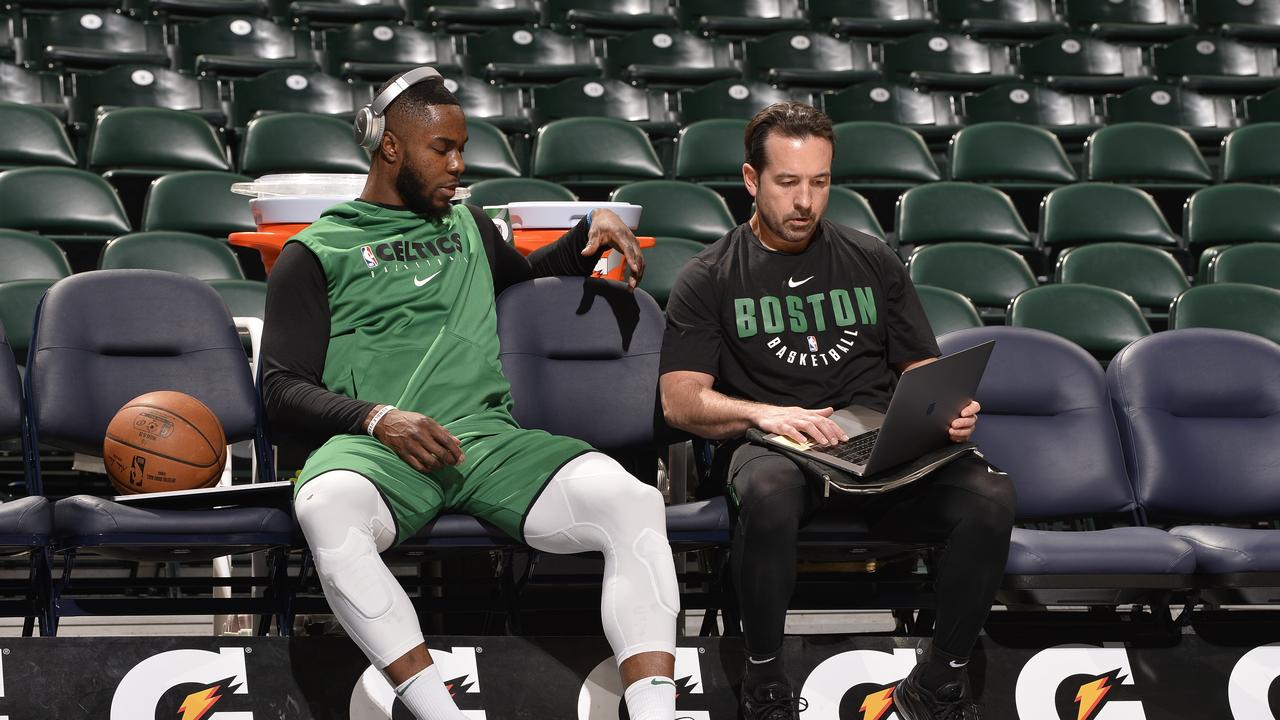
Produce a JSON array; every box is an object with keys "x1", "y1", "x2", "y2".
[{"x1": 353, "y1": 66, "x2": 444, "y2": 151}]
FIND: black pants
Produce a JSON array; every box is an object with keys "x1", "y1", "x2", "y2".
[{"x1": 728, "y1": 443, "x2": 1016, "y2": 659}]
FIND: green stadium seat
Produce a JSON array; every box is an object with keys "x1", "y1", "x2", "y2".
[
  {"x1": 935, "y1": 0, "x2": 1067, "y2": 40},
  {"x1": 831, "y1": 121, "x2": 940, "y2": 187},
  {"x1": 1084, "y1": 123, "x2": 1211, "y2": 186},
  {"x1": 465, "y1": 178, "x2": 577, "y2": 206},
  {"x1": 172, "y1": 15, "x2": 318, "y2": 78},
  {"x1": 1010, "y1": 284, "x2": 1152, "y2": 363},
  {"x1": 807, "y1": 0, "x2": 935, "y2": 38},
  {"x1": 19, "y1": 11, "x2": 167, "y2": 70},
  {"x1": 915, "y1": 285, "x2": 983, "y2": 336},
  {"x1": 907, "y1": 242, "x2": 1037, "y2": 321},
  {"x1": 442, "y1": 76, "x2": 530, "y2": 135},
  {"x1": 1062, "y1": 0, "x2": 1194, "y2": 42},
  {"x1": 0, "y1": 230, "x2": 72, "y2": 282},
  {"x1": 142, "y1": 0, "x2": 272, "y2": 21},
  {"x1": 0, "y1": 103, "x2": 75, "y2": 169},
  {"x1": 604, "y1": 30, "x2": 738, "y2": 87},
  {"x1": 1153, "y1": 35, "x2": 1280, "y2": 94},
  {"x1": 637, "y1": 236, "x2": 703, "y2": 306},
  {"x1": 960, "y1": 82, "x2": 1099, "y2": 143},
  {"x1": 678, "y1": 79, "x2": 809, "y2": 123},
  {"x1": 321, "y1": 23, "x2": 461, "y2": 82},
  {"x1": 68, "y1": 65, "x2": 225, "y2": 132},
  {"x1": 895, "y1": 182, "x2": 1034, "y2": 249},
  {"x1": 287, "y1": 0, "x2": 404, "y2": 27},
  {"x1": 825, "y1": 187, "x2": 886, "y2": 242},
  {"x1": 464, "y1": 28, "x2": 600, "y2": 85},
  {"x1": 1222, "y1": 123, "x2": 1280, "y2": 183},
  {"x1": 239, "y1": 112, "x2": 369, "y2": 175},
  {"x1": 1016, "y1": 34, "x2": 1155, "y2": 93},
  {"x1": 948, "y1": 122, "x2": 1077, "y2": 187},
  {"x1": 0, "y1": 16, "x2": 11, "y2": 61},
  {"x1": 1192, "y1": 0, "x2": 1280, "y2": 42},
  {"x1": 1041, "y1": 183, "x2": 1181, "y2": 253},
  {"x1": 0, "y1": 167, "x2": 130, "y2": 240},
  {"x1": 99, "y1": 231, "x2": 245, "y2": 280},
  {"x1": 416, "y1": 0, "x2": 540, "y2": 33},
  {"x1": 546, "y1": 0, "x2": 677, "y2": 36},
  {"x1": 743, "y1": 33, "x2": 878, "y2": 89},
  {"x1": 1208, "y1": 243, "x2": 1280, "y2": 289},
  {"x1": 532, "y1": 117, "x2": 663, "y2": 189},
  {"x1": 1055, "y1": 243, "x2": 1188, "y2": 324},
  {"x1": 0, "y1": 279, "x2": 56, "y2": 363},
  {"x1": 207, "y1": 278, "x2": 268, "y2": 321},
  {"x1": 1183, "y1": 184, "x2": 1280, "y2": 265},
  {"x1": 822, "y1": 81, "x2": 959, "y2": 144},
  {"x1": 227, "y1": 70, "x2": 372, "y2": 129},
  {"x1": 460, "y1": 119, "x2": 522, "y2": 183},
  {"x1": 87, "y1": 107, "x2": 229, "y2": 175},
  {"x1": 531, "y1": 78, "x2": 678, "y2": 138},
  {"x1": 611, "y1": 180, "x2": 736, "y2": 242},
  {"x1": 1103, "y1": 84, "x2": 1237, "y2": 146},
  {"x1": 141, "y1": 171, "x2": 255, "y2": 238},
  {"x1": 677, "y1": 0, "x2": 808, "y2": 38},
  {"x1": 881, "y1": 32, "x2": 1018, "y2": 91},
  {"x1": 0, "y1": 63, "x2": 66, "y2": 121},
  {"x1": 1169, "y1": 283, "x2": 1280, "y2": 344},
  {"x1": 674, "y1": 118, "x2": 746, "y2": 187}
]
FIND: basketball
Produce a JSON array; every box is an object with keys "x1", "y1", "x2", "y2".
[{"x1": 103, "y1": 391, "x2": 227, "y2": 495}]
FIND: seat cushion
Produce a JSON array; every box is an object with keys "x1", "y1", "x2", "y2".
[
  {"x1": 407, "y1": 513, "x2": 514, "y2": 548},
  {"x1": 1007, "y1": 526, "x2": 1195, "y2": 575},
  {"x1": 0, "y1": 496, "x2": 52, "y2": 540},
  {"x1": 53, "y1": 494, "x2": 291, "y2": 540},
  {"x1": 1170, "y1": 526, "x2": 1280, "y2": 574},
  {"x1": 666, "y1": 497, "x2": 730, "y2": 544}
]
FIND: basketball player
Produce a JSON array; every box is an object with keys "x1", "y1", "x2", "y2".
[
  {"x1": 658, "y1": 102, "x2": 1015, "y2": 720},
  {"x1": 261, "y1": 69, "x2": 679, "y2": 720}
]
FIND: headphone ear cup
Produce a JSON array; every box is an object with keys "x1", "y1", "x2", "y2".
[{"x1": 355, "y1": 107, "x2": 383, "y2": 151}]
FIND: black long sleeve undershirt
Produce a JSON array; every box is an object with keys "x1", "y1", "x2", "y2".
[{"x1": 260, "y1": 204, "x2": 598, "y2": 448}]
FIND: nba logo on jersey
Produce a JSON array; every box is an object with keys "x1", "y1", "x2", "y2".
[
  {"x1": 361, "y1": 245, "x2": 379, "y2": 268},
  {"x1": 807, "y1": 336, "x2": 819, "y2": 352}
]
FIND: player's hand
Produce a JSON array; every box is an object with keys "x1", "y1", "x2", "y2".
[
  {"x1": 753, "y1": 405, "x2": 848, "y2": 447},
  {"x1": 949, "y1": 400, "x2": 980, "y2": 443},
  {"x1": 370, "y1": 407, "x2": 464, "y2": 474},
  {"x1": 582, "y1": 208, "x2": 645, "y2": 291}
]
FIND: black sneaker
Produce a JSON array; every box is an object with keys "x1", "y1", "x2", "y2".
[
  {"x1": 893, "y1": 666, "x2": 981, "y2": 720},
  {"x1": 741, "y1": 681, "x2": 808, "y2": 720}
]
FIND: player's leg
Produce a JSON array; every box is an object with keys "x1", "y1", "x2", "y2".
[
  {"x1": 521, "y1": 452, "x2": 679, "y2": 720},
  {"x1": 294, "y1": 469, "x2": 463, "y2": 720}
]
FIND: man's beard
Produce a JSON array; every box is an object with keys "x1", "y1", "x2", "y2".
[
  {"x1": 395, "y1": 161, "x2": 449, "y2": 220},
  {"x1": 759, "y1": 201, "x2": 814, "y2": 246}
]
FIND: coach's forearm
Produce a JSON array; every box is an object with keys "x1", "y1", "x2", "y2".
[{"x1": 661, "y1": 379, "x2": 765, "y2": 440}]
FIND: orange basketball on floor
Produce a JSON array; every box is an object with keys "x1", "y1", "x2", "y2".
[{"x1": 103, "y1": 391, "x2": 227, "y2": 495}]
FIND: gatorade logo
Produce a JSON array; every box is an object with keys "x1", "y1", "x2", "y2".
[
  {"x1": 1228, "y1": 644, "x2": 1280, "y2": 719},
  {"x1": 1015, "y1": 646, "x2": 1146, "y2": 720},
  {"x1": 799, "y1": 648, "x2": 917, "y2": 719}
]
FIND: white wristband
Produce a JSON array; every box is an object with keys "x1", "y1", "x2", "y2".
[{"x1": 366, "y1": 405, "x2": 396, "y2": 436}]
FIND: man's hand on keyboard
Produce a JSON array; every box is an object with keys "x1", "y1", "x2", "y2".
[
  {"x1": 751, "y1": 405, "x2": 849, "y2": 447},
  {"x1": 949, "y1": 400, "x2": 981, "y2": 443}
]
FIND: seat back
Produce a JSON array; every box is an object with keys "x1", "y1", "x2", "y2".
[
  {"x1": 1193, "y1": 0, "x2": 1280, "y2": 27},
  {"x1": 939, "y1": 326, "x2": 1135, "y2": 519},
  {"x1": 88, "y1": 106, "x2": 229, "y2": 173},
  {"x1": 679, "y1": 0, "x2": 804, "y2": 23},
  {"x1": 0, "y1": 167, "x2": 130, "y2": 236},
  {"x1": 1169, "y1": 283, "x2": 1280, "y2": 343},
  {"x1": 443, "y1": 76, "x2": 528, "y2": 129},
  {"x1": 532, "y1": 117, "x2": 663, "y2": 183},
  {"x1": 228, "y1": 71, "x2": 370, "y2": 129},
  {"x1": 0, "y1": 280, "x2": 54, "y2": 363},
  {"x1": 69, "y1": 65, "x2": 222, "y2": 129},
  {"x1": 744, "y1": 32, "x2": 873, "y2": 76},
  {"x1": 948, "y1": 121, "x2": 1077, "y2": 184},
  {"x1": 21, "y1": 11, "x2": 163, "y2": 63},
  {"x1": 1222, "y1": 123, "x2": 1280, "y2": 183},
  {"x1": 531, "y1": 78, "x2": 668, "y2": 126},
  {"x1": 937, "y1": 0, "x2": 1055, "y2": 22},
  {"x1": 908, "y1": 242, "x2": 1037, "y2": 308},
  {"x1": 1063, "y1": 0, "x2": 1184, "y2": 26},
  {"x1": 825, "y1": 187, "x2": 885, "y2": 241},
  {"x1": 465, "y1": 28, "x2": 595, "y2": 75},
  {"x1": 0, "y1": 103, "x2": 75, "y2": 168},
  {"x1": 677, "y1": 79, "x2": 800, "y2": 122},
  {"x1": 0, "y1": 230, "x2": 72, "y2": 282},
  {"x1": 0, "y1": 63, "x2": 63, "y2": 109},
  {"x1": 460, "y1": 119, "x2": 521, "y2": 182},
  {"x1": 1008, "y1": 284, "x2": 1151, "y2": 360},
  {"x1": 239, "y1": 112, "x2": 370, "y2": 175},
  {"x1": 1055, "y1": 243, "x2": 1188, "y2": 311},
  {"x1": 99, "y1": 232, "x2": 245, "y2": 280},
  {"x1": 915, "y1": 285, "x2": 981, "y2": 336},
  {"x1": 1184, "y1": 184, "x2": 1280, "y2": 254},
  {"x1": 0, "y1": 321, "x2": 21, "y2": 440},
  {"x1": 141, "y1": 171, "x2": 255, "y2": 236},
  {"x1": 1017, "y1": 33, "x2": 1151, "y2": 87},
  {"x1": 962, "y1": 82, "x2": 1096, "y2": 127},
  {"x1": 1104, "y1": 84, "x2": 1234, "y2": 129},
  {"x1": 1040, "y1": 182, "x2": 1180, "y2": 250},
  {"x1": 27, "y1": 270, "x2": 260, "y2": 460},
  {"x1": 823, "y1": 81, "x2": 955, "y2": 129},
  {"x1": 1108, "y1": 328, "x2": 1280, "y2": 519},
  {"x1": 637, "y1": 236, "x2": 704, "y2": 307},
  {"x1": 611, "y1": 180, "x2": 736, "y2": 242},
  {"x1": 1209, "y1": 243, "x2": 1280, "y2": 289},
  {"x1": 882, "y1": 31, "x2": 1009, "y2": 79},
  {"x1": 895, "y1": 182, "x2": 1033, "y2": 247},
  {"x1": 1084, "y1": 122, "x2": 1210, "y2": 183},
  {"x1": 497, "y1": 276, "x2": 664, "y2": 449},
  {"x1": 207, "y1": 279, "x2": 267, "y2": 320},
  {"x1": 173, "y1": 15, "x2": 311, "y2": 72},
  {"x1": 675, "y1": 118, "x2": 748, "y2": 182},
  {"x1": 832, "y1": 121, "x2": 940, "y2": 184},
  {"x1": 1153, "y1": 35, "x2": 1272, "y2": 80},
  {"x1": 321, "y1": 22, "x2": 458, "y2": 79},
  {"x1": 466, "y1": 178, "x2": 576, "y2": 206},
  {"x1": 604, "y1": 30, "x2": 735, "y2": 78}
]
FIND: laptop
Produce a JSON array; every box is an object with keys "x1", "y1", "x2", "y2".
[
  {"x1": 757, "y1": 341, "x2": 995, "y2": 477},
  {"x1": 114, "y1": 480, "x2": 294, "y2": 511}
]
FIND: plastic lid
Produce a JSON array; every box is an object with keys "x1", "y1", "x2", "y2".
[{"x1": 230, "y1": 173, "x2": 368, "y2": 199}]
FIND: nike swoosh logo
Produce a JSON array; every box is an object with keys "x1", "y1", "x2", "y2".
[
  {"x1": 747, "y1": 656, "x2": 777, "y2": 665},
  {"x1": 414, "y1": 271, "x2": 443, "y2": 287},
  {"x1": 395, "y1": 676, "x2": 419, "y2": 696},
  {"x1": 787, "y1": 275, "x2": 814, "y2": 288},
  {"x1": 650, "y1": 679, "x2": 677, "y2": 687},
  {"x1": 949, "y1": 660, "x2": 968, "y2": 668}
]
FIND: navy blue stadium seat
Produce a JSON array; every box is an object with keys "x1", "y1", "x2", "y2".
[
  {"x1": 1108, "y1": 329, "x2": 1280, "y2": 603},
  {"x1": 939, "y1": 327, "x2": 1196, "y2": 606}
]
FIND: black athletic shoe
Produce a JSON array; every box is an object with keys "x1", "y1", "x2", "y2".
[
  {"x1": 894, "y1": 666, "x2": 981, "y2": 720},
  {"x1": 741, "y1": 681, "x2": 808, "y2": 720}
]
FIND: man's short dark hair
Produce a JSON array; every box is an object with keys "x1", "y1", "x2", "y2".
[
  {"x1": 744, "y1": 102, "x2": 834, "y2": 173},
  {"x1": 377, "y1": 72, "x2": 461, "y2": 127}
]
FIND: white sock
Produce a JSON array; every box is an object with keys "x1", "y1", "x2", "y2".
[
  {"x1": 394, "y1": 664, "x2": 468, "y2": 720},
  {"x1": 624, "y1": 675, "x2": 676, "y2": 720}
]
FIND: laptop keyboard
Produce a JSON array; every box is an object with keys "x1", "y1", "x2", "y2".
[{"x1": 827, "y1": 428, "x2": 880, "y2": 466}]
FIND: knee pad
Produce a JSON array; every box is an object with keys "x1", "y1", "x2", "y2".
[
  {"x1": 296, "y1": 470, "x2": 396, "y2": 552},
  {"x1": 313, "y1": 526, "x2": 397, "y2": 622}
]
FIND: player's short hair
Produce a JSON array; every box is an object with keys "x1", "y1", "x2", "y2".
[
  {"x1": 744, "y1": 101, "x2": 834, "y2": 173},
  {"x1": 377, "y1": 71, "x2": 461, "y2": 128}
]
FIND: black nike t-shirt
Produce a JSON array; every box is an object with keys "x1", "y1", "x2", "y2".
[{"x1": 660, "y1": 220, "x2": 940, "y2": 414}]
